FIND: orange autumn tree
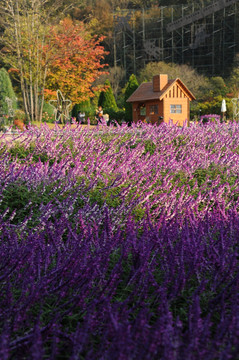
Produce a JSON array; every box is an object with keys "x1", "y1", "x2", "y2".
[{"x1": 45, "y1": 18, "x2": 109, "y2": 106}]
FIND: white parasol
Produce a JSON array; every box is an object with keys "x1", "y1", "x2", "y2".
[
  {"x1": 221, "y1": 99, "x2": 227, "y2": 113},
  {"x1": 221, "y1": 99, "x2": 226, "y2": 121}
]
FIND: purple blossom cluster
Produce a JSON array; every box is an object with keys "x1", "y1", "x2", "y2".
[{"x1": 1, "y1": 122, "x2": 239, "y2": 359}]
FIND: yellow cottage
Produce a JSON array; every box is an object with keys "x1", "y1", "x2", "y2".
[{"x1": 126, "y1": 74, "x2": 196, "y2": 126}]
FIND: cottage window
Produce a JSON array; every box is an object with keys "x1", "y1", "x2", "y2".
[
  {"x1": 140, "y1": 106, "x2": 146, "y2": 116},
  {"x1": 149, "y1": 105, "x2": 158, "y2": 115},
  {"x1": 170, "y1": 104, "x2": 182, "y2": 113}
]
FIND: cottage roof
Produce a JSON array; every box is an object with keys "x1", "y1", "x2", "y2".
[{"x1": 126, "y1": 78, "x2": 195, "y2": 102}]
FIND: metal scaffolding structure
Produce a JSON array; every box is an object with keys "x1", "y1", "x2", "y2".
[
  {"x1": 166, "y1": 0, "x2": 238, "y2": 32},
  {"x1": 113, "y1": 1, "x2": 239, "y2": 78}
]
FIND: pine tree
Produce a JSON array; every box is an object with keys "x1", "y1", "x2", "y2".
[
  {"x1": 0, "y1": 68, "x2": 17, "y2": 115},
  {"x1": 98, "y1": 79, "x2": 117, "y2": 111},
  {"x1": 124, "y1": 74, "x2": 138, "y2": 123}
]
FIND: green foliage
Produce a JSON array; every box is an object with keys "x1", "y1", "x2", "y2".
[
  {"x1": 13, "y1": 109, "x2": 26, "y2": 122},
  {"x1": 209, "y1": 77, "x2": 228, "y2": 97},
  {"x1": 172, "y1": 135, "x2": 188, "y2": 148},
  {"x1": 191, "y1": 96, "x2": 233, "y2": 120},
  {"x1": 1, "y1": 180, "x2": 67, "y2": 225},
  {"x1": 227, "y1": 66, "x2": 239, "y2": 96},
  {"x1": 88, "y1": 180, "x2": 125, "y2": 208},
  {"x1": 9, "y1": 142, "x2": 35, "y2": 159},
  {"x1": 116, "y1": 88, "x2": 126, "y2": 109},
  {"x1": 0, "y1": 68, "x2": 17, "y2": 115},
  {"x1": 42, "y1": 102, "x2": 55, "y2": 123},
  {"x1": 124, "y1": 74, "x2": 139, "y2": 123},
  {"x1": 71, "y1": 99, "x2": 91, "y2": 118},
  {"x1": 143, "y1": 139, "x2": 156, "y2": 155},
  {"x1": 1, "y1": 181, "x2": 49, "y2": 225},
  {"x1": 104, "y1": 108, "x2": 125, "y2": 124},
  {"x1": 8, "y1": 141, "x2": 56, "y2": 164},
  {"x1": 132, "y1": 205, "x2": 146, "y2": 221},
  {"x1": 1, "y1": 182, "x2": 34, "y2": 223},
  {"x1": 89, "y1": 188, "x2": 105, "y2": 207},
  {"x1": 192, "y1": 164, "x2": 228, "y2": 186},
  {"x1": 71, "y1": 99, "x2": 97, "y2": 122},
  {"x1": 98, "y1": 79, "x2": 118, "y2": 111}
]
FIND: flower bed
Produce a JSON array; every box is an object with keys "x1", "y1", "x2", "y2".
[
  {"x1": 200, "y1": 114, "x2": 221, "y2": 123},
  {"x1": 1, "y1": 122, "x2": 239, "y2": 359}
]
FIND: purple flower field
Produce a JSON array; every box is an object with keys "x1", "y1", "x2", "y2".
[{"x1": 1, "y1": 122, "x2": 239, "y2": 359}]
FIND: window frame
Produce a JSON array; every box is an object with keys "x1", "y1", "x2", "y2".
[
  {"x1": 170, "y1": 104, "x2": 182, "y2": 114},
  {"x1": 149, "y1": 105, "x2": 159, "y2": 115},
  {"x1": 140, "y1": 106, "x2": 146, "y2": 116}
]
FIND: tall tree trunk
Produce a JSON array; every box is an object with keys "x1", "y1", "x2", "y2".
[{"x1": 13, "y1": 0, "x2": 30, "y2": 120}]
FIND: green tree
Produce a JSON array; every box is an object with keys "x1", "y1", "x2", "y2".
[
  {"x1": 0, "y1": 67, "x2": 17, "y2": 115},
  {"x1": 124, "y1": 74, "x2": 138, "y2": 123},
  {"x1": 0, "y1": 0, "x2": 76, "y2": 122},
  {"x1": 209, "y1": 76, "x2": 227, "y2": 97},
  {"x1": 228, "y1": 66, "x2": 239, "y2": 97},
  {"x1": 98, "y1": 79, "x2": 118, "y2": 110}
]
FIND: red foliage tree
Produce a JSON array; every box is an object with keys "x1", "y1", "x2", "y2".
[{"x1": 45, "y1": 18, "x2": 109, "y2": 104}]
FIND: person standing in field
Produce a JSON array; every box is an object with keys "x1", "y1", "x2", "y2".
[{"x1": 96, "y1": 106, "x2": 103, "y2": 123}]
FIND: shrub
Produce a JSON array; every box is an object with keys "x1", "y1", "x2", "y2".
[
  {"x1": 191, "y1": 96, "x2": 233, "y2": 120},
  {"x1": 71, "y1": 99, "x2": 91, "y2": 117},
  {"x1": 104, "y1": 108, "x2": 125, "y2": 124},
  {"x1": 41, "y1": 102, "x2": 55, "y2": 123},
  {"x1": 71, "y1": 99, "x2": 94, "y2": 121},
  {"x1": 13, "y1": 109, "x2": 26, "y2": 122},
  {"x1": 98, "y1": 79, "x2": 118, "y2": 111},
  {"x1": 0, "y1": 67, "x2": 17, "y2": 116}
]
